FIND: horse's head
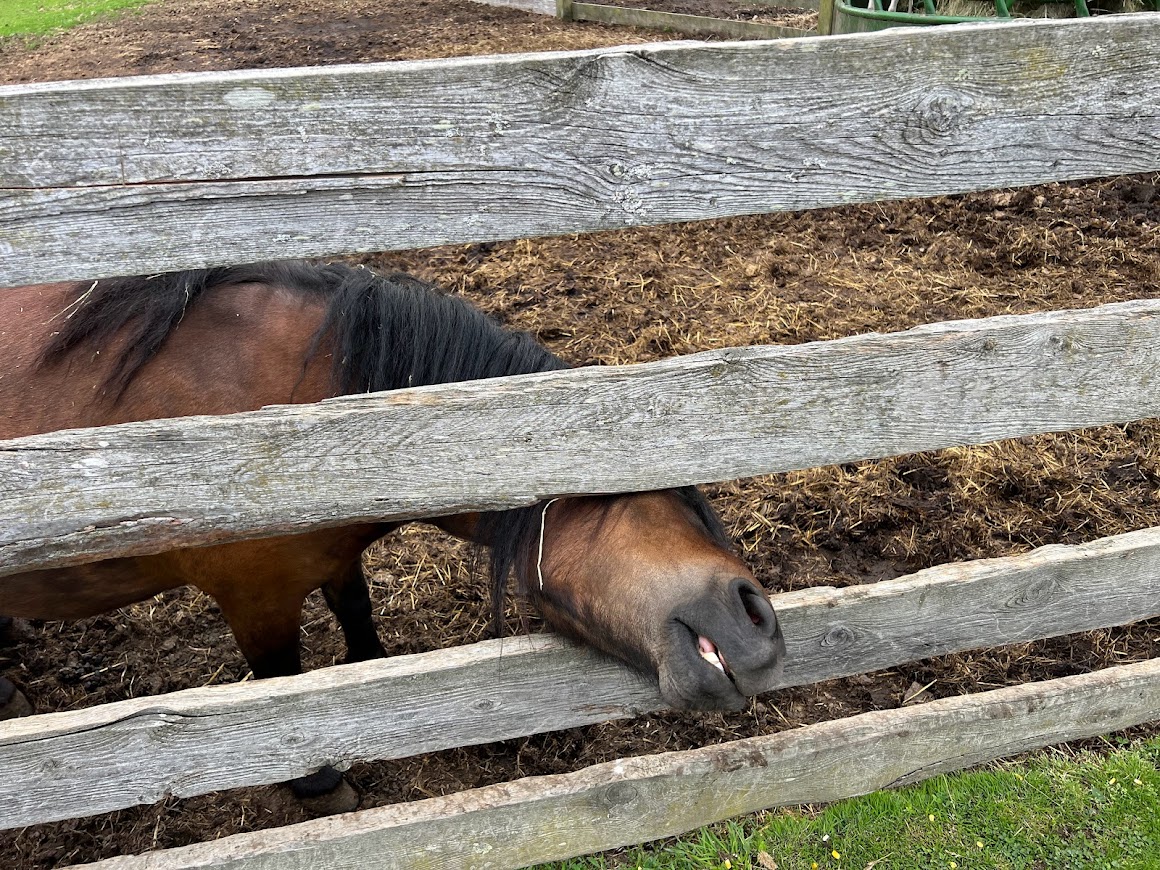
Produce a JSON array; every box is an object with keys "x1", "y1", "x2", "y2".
[{"x1": 520, "y1": 489, "x2": 785, "y2": 710}]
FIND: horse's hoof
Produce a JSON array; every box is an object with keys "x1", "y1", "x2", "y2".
[
  {"x1": 0, "y1": 678, "x2": 33, "y2": 720},
  {"x1": 296, "y1": 778, "x2": 360, "y2": 816},
  {"x1": 288, "y1": 765, "x2": 360, "y2": 816}
]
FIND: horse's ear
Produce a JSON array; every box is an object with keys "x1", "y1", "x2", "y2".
[{"x1": 678, "y1": 486, "x2": 731, "y2": 548}]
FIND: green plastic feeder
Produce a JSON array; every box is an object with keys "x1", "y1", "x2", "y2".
[{"x1": 830, "y1": 0, "x2": 1153, "y2": 35}]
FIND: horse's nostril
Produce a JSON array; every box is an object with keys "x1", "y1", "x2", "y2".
[{"x1": 734, "y1": 578, "x2": 778, "y2": 636}]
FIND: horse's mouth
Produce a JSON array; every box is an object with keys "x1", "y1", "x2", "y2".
[{"x1": 697, "y1": 634, "x2": 733, "y2": 680}]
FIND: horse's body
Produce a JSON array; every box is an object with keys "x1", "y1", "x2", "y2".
[
  {"x1": 2, "y1": 269, "x2": 397, "y2": 680},
  {"x1": 0, "y1": 262, "x2": 784, "y2": 805}
]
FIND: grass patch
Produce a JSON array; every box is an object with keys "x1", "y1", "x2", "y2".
[
  {"x1": 546, "y1": 736, "x2": 1160, "y2": 870},
  {"x1": 0, "y1": 0, "x2": 151, "y2": 38}
]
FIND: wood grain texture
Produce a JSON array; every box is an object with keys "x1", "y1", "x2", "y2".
[
  {"x1": 4, "y1": 299, "x2": 1160, "y2": 575},
  {"x1": 569, "y1": 3, "x2": 813, "y2": 38},
  {"x1": 6, "y1": 525, "x2": 1160, "y2": 829},
  {"x1": 0, "y1": 636, "x2": 660, "y2": 830},
  {"x1": 74, "y1": 657, "x2": 1160, "y2": 869},
  {"x1": 2, "y1": 15, "x2": 1158, "y2": 285}
]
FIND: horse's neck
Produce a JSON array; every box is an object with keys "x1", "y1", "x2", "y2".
[{"x1": 0, "y1": 282, "x2": 336, "y2": 439}]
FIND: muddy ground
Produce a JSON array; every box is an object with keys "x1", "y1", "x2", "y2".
[{"x1": 1, "y1": 1, "x2": 1158, "y2": 866}]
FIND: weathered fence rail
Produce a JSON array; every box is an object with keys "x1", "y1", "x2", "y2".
[
  {"x1": 2, "y1": 15, "x2": 1158, "y2": 286},
  {"x1": 5, "y1": 526, "x2": 1160, "y2": 830},
  {"x1": 2, "y1": 15, "x2": 1160, "y2": 869},
  {"x1": 76, "y1": 658, "x2": 1160, "y2": 870},
  {"x1": 6, "y1": 299, "x2": 1160, "y2": 575}
]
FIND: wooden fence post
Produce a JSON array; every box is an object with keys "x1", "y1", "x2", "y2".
[{"x1": 818, "y1": 0, "x2": 836, "y2": 33}]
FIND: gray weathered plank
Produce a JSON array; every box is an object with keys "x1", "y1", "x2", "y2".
[
  {"x1": 568, "y1": 3, "x2": 813, "y2": 39},
  {"x1": 0, "y1": 636, "x2": 659, "y2": 831},
  {"x1": 73, "y1": 657, "x2": 1160, "y2": 869},
  {"x1": 2, "y1": 15, "x2": 1158, "y2": 286},
  {"x1": 6, "y1": 524, "x2": 1160, "y2": 829},
  {"x1": 5, "y1": 300, "x2": 1160, "y2": 575}
]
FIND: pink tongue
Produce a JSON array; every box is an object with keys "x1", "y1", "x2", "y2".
[{"x1": 698, "y1": 635, "x2": 726, "y2": 673}]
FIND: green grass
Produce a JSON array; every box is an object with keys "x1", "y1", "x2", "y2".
[
  {"x1": 545, "y1": 736, "x2": 1160, "y2": 870},
  {"x1": 0, "y1": 0, "x2": 151, "y2": 38}
]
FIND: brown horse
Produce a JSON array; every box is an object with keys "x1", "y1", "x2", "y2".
[{"x1": 0, "y1": 262, "x2": 785, "y2": 806}]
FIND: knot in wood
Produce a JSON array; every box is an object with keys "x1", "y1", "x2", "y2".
[
  {"x1": 709, "y1": 745, "x2": 768, "y2": 773},
  {"x1": 821, "y1": 624, "x2": 856, "y2": 648},
  {"x1": 1007, "y1": 575, "x2": 1062, "y2": 608},
  {"x1": 598, "y1": 781, "x2": 641, "y2": 816},
  {"x1": 280, "y1": 729, "x2": 307, "y2": 747},
  {"x1": 543, "y1": 53, "x2": 611, "y2": 114},
  {"x1": 903, "y1": 88, "x2": 976, "y2": 148}
]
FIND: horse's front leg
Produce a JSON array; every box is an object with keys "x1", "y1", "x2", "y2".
[
  {"x1": 0, "y1": 617, "x2": 31, "y2": 719},
  {"x1": 0, "y1": 676, "x2": 32, "y2": 720},
  {"x1": 321, "y1": 563, "x2": 386, "y2": 663},
  {"x1": 187, "y1": 527, "x2": 390, "y2": 814},
  {"x1": 210, "y1": 579, "x2": 359, "y2": 814}
]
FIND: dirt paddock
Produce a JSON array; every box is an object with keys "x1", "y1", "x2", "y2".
[{"x1": 1, "y1": 1, "x2": 1158, "y2": 866}]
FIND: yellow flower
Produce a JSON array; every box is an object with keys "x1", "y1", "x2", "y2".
[
  {"x1": 724, "y1": 862, "x2": 732, "y2": 870},
  {"x1": 832, "y1": 850, "x2": 840, "y2": 859},
  {"x1": 976, "y1": 841, "x2": 984, "y2": 849},
  {"x1": 1109, "y1": 778, "x2": 1117, "y2": 785},
  {"x1": 811, "y1": 863, "x2": 819, "y2": 870},
  {"x1": 949, "y1": 863, "x2": 957, "y2": 869},
  {"x1": 928, "y1": 814, "x2": 935, "y2": 822}
]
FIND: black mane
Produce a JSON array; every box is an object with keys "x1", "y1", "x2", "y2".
[
  {"x1": 41, "y1": 261, "x2": 726, "y2": 634},
  {"x1": 41, "y1": 261, "x2": 567, "y2": 397}
]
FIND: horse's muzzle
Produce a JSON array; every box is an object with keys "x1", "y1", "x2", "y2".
[{"x1": 659, "y1": 577, "x2": 786, "y2": 711}]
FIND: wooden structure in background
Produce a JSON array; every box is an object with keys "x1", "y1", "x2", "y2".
[{"x1": 477, "y1": 0, "x2": 818, "y2": 38}]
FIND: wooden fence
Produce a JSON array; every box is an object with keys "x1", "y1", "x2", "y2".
[
  {"x1": 2, "y1": 15, "x2": 1160, "y2": 869},
  {"x1": 479, "y1": 0, "x2": 818, "y2": 40}
]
